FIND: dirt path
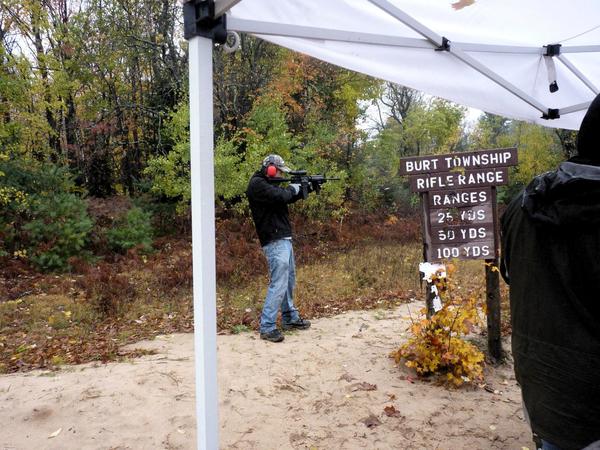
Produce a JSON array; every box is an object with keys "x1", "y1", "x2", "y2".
[{"x1": 0, "y1": 303, "x2": 531, "y2": 449}]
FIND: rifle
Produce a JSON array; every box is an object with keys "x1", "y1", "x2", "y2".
[{"x1": 270, "y1": 170, "x2": 340, "y2": 199}]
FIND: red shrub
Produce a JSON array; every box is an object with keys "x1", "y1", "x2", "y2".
[{"x1": 78, "y1": 263, "x2": 136, "y2": 315}]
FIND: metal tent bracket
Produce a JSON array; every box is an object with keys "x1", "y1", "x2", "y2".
[
  {"x1": 544, "y1": 44, "x2": 562, "y2": 56},
  {"x1": 542, "y1": 108, "x2": 560, "y2": 120},
  {"x1": 435, "y1": 37, "x2": 450, "y2": 52},
  {"x1": 184, "y1": 0, "x2": 228, "y2": 43}
]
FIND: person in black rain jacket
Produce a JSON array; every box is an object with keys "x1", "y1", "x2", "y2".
[{"x1": 501, "y1": 94, "x2": 600, "y2": 450}]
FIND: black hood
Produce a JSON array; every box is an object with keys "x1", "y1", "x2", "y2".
[
  {"x1": 522, "y1": 161, "x2": 600, "y2": 227},
  {"x1": 522, "y1": 93, "x2": 600, "y2": 227}
]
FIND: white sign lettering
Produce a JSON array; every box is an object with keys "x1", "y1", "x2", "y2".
[
  {"x1": 443, "y1": 151, "x2": 513, "y2": 170},
  {"x1": 431, "y1": 190, "x2": 488, "y2": 207}
]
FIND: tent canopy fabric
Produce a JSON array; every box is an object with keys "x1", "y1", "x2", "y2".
[{"x1": 226, "y1": 0, "x2": 600, "y2": 130}]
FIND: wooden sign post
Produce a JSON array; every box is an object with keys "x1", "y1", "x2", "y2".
[{"x1": 400, "y1": 148, "x2": 518, "y2": 360}]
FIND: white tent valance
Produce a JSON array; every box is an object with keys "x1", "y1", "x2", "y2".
[{"x1": 226, "y1": 0, "x2": 600, "y2": 130}]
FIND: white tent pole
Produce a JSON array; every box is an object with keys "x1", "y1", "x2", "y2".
[
  {"x1": 557, "y1": 54, "x2": 599, "y2": 95},
  {"x1": 227, "y1": 18, "x2": 553, "y2": 55},
  {"x1": 227, "y1": 17, "x2": 433, "y2": 48},
  {"x1": 367, "y1": 0, "x2": 548, "y2": 115},
  {"x1": 188, "y1": 35, "x2": 219, "y2": 450},
  {"x1": 214, "y1": 0, "x2": 242, "y2": 17},
  {"x1": 367, "y1": 0, "x2": 444, "y2": 46},
  {"x1": 560, "y1": 101, "x2": 592, "y2": 115},
  {"x1": 561, "y1": 45, "x2": 600, "y2": 53}
]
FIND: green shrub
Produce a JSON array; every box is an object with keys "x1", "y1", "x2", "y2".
[
  {"x1": 24, "y1": 193, "x2": 94, "y2": 271},
  {"x1": 0, "y1": 158, "x2": 80, "y2": 197},
  {"x1": 106, "y1": 207, "x2": 153, "y2": 253},
  {"x1": 0, "y1": 159, "x2": 82, "y2": 256}
]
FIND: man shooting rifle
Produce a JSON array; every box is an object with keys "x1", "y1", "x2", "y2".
[{"x1": 246, "y1": 154, "x2": 318, "y2": 343}]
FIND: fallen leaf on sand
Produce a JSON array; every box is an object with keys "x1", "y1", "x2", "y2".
[
  {"x1": 383, "y1": 405, "x2": 402, "y2": 417},
  {"x1": 350, "y1": 382, "x2": 377, "y2": 392},
  {"x1": 360, "y1": 414, "x2": 382, "y2": 428},
  {"x1": 339, "y1": 373, "x2": 355, "y2": 382},
  {"x1": 48, "y1": 428, "x2": 62, "y2": 438}
]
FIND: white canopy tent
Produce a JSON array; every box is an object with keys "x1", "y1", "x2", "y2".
[
  {"x1": 184, "y1": 1, "x2": 600, "y2": 448},
  {"x1": 227, "y1": 0, "x2": 600, "y2": 130}
]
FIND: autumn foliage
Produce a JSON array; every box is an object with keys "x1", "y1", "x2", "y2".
[
  {"x1": 78, "y1": 263, "x2": 137, "y2": 316},
  {"x1": 391, "y1": 265, "x2": 485, "y2": 386}
]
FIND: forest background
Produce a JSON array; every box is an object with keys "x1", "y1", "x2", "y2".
[{"x1": 0, "y1": 0, "x2": 577, "y2": 374}]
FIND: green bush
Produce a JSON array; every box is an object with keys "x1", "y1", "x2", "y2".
[
  {"x1": 0, "y1": 158, "x2": 80, "y2": 197},
  {"x1": 24, "y1": 193, "x2": 94, "y2": 271},
  {"x1": 0, "y1": 159, "x2": 81, "y2": 256},
  {"x1": 106, "y1": 207, "x2": 153, "y2": 253}
]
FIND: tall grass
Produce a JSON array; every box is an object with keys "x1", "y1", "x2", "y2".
[
  {"x1": 297, "y1": 242, "x2": 423, "y2": 302},
  {"x1": 216, "y1": 242, "x2": 425, "y2": 329},
  {"x1": 216, "y1": 241, "x2": 505, "y2": 332}
]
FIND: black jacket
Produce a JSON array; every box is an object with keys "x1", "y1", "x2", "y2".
[
  {"x1": 246, "y1": 170, "x2": 302, "y2": 247},
  {"x1": 501, "y1": 160, "x2": 600, "y2": 447}
]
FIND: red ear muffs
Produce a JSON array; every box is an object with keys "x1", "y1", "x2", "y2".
[{"x1": 266, "y1": 165, "x2": 277, "y2": 177}]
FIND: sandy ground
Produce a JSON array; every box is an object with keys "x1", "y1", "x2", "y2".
[{"x1": 0, "y1": 302, "x2": 532, "y2": 450}]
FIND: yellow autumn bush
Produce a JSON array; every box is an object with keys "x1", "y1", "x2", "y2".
[{"x1": 391, "y1": 269, "x2": 485, "y2": 386}]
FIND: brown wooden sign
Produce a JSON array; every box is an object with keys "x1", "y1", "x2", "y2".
[
  {"x1": 424, "y1": 192, "x2": 497, "y2": 261},
  {"x1": 402, "y1": 148, "x2": 517, "y2": 262}
]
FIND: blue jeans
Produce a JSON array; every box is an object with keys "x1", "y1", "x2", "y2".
[
  {"x1": 542, "y1": 441, "x2": 562, "y2": 450},
  {"x1": 542, "y1": 440, "x2": 600, "y2": 450},
  {"x1": 260, "y1": 239, "x2": 300, "y2": 333}
]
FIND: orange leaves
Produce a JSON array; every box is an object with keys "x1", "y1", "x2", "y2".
[
  {"x1": 410, "y1": 323, "x2": 421, "y2": 336},
  {"x1": 384, "y1": 215, "x2": 398, "y2": 226},
  {"x1": 408, "y1": 317, "x2": 431, "y2": 337}
]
